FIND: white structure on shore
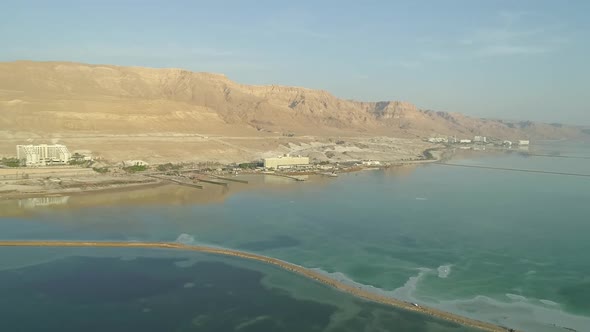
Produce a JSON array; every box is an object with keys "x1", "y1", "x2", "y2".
[
  {"x1": 459, "y1": 139, "x2": 472, "y2": 144},
  {"x1": 428, "y1": 137, "x2": 448, "y2": 143},
  {"x1": 264, "y1": 154, "x2": 309, "y2": 169},
  {"x1": 518, "y1": 140, "x2": 530, "y2": 146},
  {"x1": 122, "y1": 160, "x2": 149, "y2": 167},
  {"x1": 16, "y1": 144, "x2": 71, "y2": 166},
  {"x1": 474, "y1": 136, "x2": 487, "y2": 143},
  {"x1": 362, "y1": 160, "x2": 381, "y2": 166}
]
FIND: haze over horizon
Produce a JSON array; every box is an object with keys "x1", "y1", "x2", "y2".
[{"x1": 1, "y1": 0, "x2": 588, "y2": 125}]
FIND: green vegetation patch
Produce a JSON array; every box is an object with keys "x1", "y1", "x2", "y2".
[
  {"x1": 92, "y1": 167, "x2": 109, "y2": 174},
  {"x1": 69, "y1": 160, "x2": 91, "y2": 167},
  {"x1": 123, "y1": 165, "x2": 148, "y2": 173},
  {"x1": 238, "y1": 162, "x2": 261, "y2": 169},
  {"x1": 156, "y1": 163, "x2": 183, "y2": 172},
  {"x1": 1, "y1": 158, "x2": 21, "y2": 167}
]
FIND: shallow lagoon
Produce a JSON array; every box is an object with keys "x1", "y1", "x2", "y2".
[{"x1": 0, "y1": 248, "x2": 478, "y2": 332}]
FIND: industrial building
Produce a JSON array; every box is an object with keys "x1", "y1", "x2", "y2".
[
  {"x1": 16, "y1": 144, "x2": 72, "y2": 166},
  {"x1": 263, "y1": 155, "x2": 309, "y2": 169}
]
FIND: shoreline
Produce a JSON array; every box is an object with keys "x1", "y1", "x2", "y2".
[
  {"x1": 0, "y1": 240, "x2": 515, "y2": 332},
  {"x1": 0, "y1": 154, "x2": 444, "y2": 201},
  {"x1": 0, "y1": 179, "x2": 166, "y2": 201}
]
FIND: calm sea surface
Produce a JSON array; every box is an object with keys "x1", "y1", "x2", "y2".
[
  {"x1": 0, "y1": 141, "x2": 589, "y2": 332},
  {"x1": 0, "y1": 248, "x2": 476, "y2": 332}
]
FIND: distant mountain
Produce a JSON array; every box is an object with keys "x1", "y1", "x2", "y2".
[{"x1": 0, "y1": 60, "x2": 584, "y2": 141}]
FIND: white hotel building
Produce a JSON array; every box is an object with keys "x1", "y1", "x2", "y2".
[
  {"x1": 16, "y1": 144, "x2": 72, "y2": 166},
  {"x1": 263, "y1": 155, "x2": 309, "y2": 169}
]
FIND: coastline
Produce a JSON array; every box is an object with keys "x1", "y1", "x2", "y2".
[
  {"x1": 0, "y1": 178, "x2": 166, "y2": 201},
  {"x1": 0, "y1": 150, "x2": 445, "y2": 201},
  {"x1": 0, "y1": 240, "x2": 515, "y2": 332}
]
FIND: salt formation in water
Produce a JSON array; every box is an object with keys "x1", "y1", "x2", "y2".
[
  {"x1": 175, "y1": 233, "x2": 196, "y2": 244},
  {"x1": 437, "y1": 265, "x2": 452, "y2": 278}
]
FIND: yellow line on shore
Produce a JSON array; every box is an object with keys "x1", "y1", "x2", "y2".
[{"x1": 0, "y1": 240, "x2": 513, "y2": 332}]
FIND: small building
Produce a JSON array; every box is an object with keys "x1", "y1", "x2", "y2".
[
  {"x1": 264, "y1": 155, "x2": 309, "y2": 169},
  {"x1": 123, "y1": 160, "x2": 149, "y2": 167},
  {"x1": 72, "y1": 150, "x2": 93, "y2": 161},
  {"x1": 362, "y1": 160, "x2": 381, "y2": 166},
  {"x1": 428, "y1": 137, "x2": 448, "y2": 143},
  {"x1": 474, "y1": 136, "x2": 487, "y2": 143},
  {"x1": 459, "y1": 139, "x2": 472, "y2": 144},
  {"x1": 518, "y1": 140, "x2": 530, "y2": 146},
  {"x1": 503, "y1": 140, "x2": 513, "y2": 147},
  {"x1": 16, "y1": 144, "x2": 72, "y2": 166}
]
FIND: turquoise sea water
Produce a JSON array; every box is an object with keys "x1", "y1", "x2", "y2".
[
  {"x1": 0, "y1": 248, "x2": 477, "y2": 332},
  {"x1": 0, "y1": 141, "x2": 589, "y2": 331}
]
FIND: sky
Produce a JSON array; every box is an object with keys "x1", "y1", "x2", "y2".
[{"x1": 1, "y1": 0, "x2": 588, "y2": 124}]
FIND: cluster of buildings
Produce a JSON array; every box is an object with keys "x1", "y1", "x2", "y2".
[
  {"x1": 428, "y1": 136, "x2": 530, "y2": 147},
  {"x1": 261, "y1": 154, "x2": 383, "y2": 172},
  {"x1": 16, "y1": 144, "x2": 72, "y2": 166},
  {"x1": 428, "y1": 136, "x2": 488, "y2": 144}
]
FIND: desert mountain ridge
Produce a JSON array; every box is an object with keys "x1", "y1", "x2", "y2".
[
  {"x1": 1, "y1": 60, "x2": 584, "y2": 138},
  {"x1": 0, "y1": 60, "x2": 586, "y2": 163}
]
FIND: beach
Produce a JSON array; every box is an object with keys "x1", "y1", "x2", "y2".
[{"x1": 0, "y1": 147, "x2": 442, "y2": 201}]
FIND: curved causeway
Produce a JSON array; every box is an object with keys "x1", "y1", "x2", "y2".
[{"x1": 0, "y1": 240, "x2": 514, "y2": 332}]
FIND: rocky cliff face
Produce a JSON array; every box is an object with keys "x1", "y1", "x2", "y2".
[{"x1": 0, "y1": 60, "x2": 584, "y2": 140}]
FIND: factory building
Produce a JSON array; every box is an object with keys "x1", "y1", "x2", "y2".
[
  {"x1": 264, "y1": 155, "x2": 309, "y2": 169},
  {"x1": 16, "y1": 144, "x2": 72, "y2": 166}
]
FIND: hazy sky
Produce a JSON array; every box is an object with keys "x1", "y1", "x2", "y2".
[{"x1": 1, "y1": 0, "x2": 588, "y2": 124}]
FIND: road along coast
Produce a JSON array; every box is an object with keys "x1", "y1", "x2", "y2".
[{"x1": 0, "y1": 240, "x2": 517, "y2": 332}]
